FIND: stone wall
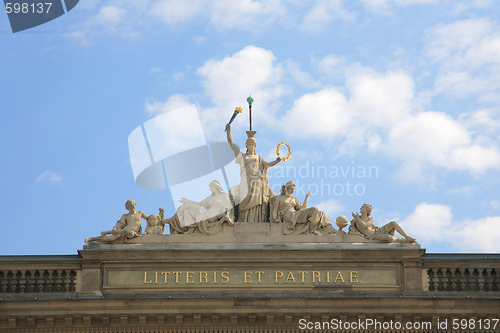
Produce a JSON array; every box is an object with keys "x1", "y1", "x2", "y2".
[{"x1": 1, "y1": 244, "x2": 500, "y2": 332}]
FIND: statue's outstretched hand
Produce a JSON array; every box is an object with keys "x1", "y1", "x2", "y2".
[{"x1": 225, "y1": 123, "x2": 231, "y2": 131}]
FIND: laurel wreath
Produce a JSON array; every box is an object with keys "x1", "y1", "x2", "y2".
[{"x1": 276, "y1": 142, "x2": 291, "y2": 162}]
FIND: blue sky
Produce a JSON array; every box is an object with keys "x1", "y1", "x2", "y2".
[{"x1": 1, "y1": 0, "x2": 500, "y2": 255}]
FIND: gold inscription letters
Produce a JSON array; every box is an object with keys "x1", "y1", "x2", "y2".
[{"x1": 141, "y1": 270, "x2": 362, "y2": 286}]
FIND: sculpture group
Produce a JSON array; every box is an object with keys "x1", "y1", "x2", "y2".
[{"x1": 86, "y1": 101, "x2": 415, "y2": 244}]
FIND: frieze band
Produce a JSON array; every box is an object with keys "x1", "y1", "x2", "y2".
[{"x1": 104, "y1": 268, "x2": 399, "y2": 289}]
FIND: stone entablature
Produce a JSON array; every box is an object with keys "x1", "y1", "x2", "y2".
[
  {"x1": 3, "y1": 252, "x2": 499, "y2": 297},
  {"x1": 1, "y1": 250, "x2": 500, "y2": 332},
  {"x1": 2, "y1": 297, "x2": 500, "y2": 331}
]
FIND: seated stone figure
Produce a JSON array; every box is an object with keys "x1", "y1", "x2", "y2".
[
  {"x1": 85, "y1": 200, "x2": 157, "y2": 243},
  {"x1": 271, "y1": 180, "x2": 336, "y2": 235},
  {"x1": 166, "y1": 180, "x2": 234, "y2": 235},
  {"x1": 348, "y1": 203, "x2": 416, "y2": 243},
  {"x1": 144, "y1": 208, "x2": 165, "y2": 235}
]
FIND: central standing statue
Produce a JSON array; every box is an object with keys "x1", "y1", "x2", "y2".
[{"x1": 225, "y1": 124, "x2": 281, "y2": 222}]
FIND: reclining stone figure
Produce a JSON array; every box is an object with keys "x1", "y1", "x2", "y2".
[
  {"x1": 85, "y1": 200, "x2": 159, "y2": 243},
  {"x1": 165, "y1": 180, "x2": 234, "y2": 235},
  {"x1": 348, "y1": 203, "x2": 416, "y2": 243}
]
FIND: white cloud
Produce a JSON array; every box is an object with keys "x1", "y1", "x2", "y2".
[
  {"x1": 314, "y1": 54, "x2": 345, "y2": 76},
  {"x1": 196, "y1": 46, "x2": 288, "y2": 137},
  {"x1": 109, "y1": 0, "x2": 152, "y2": 11},
  {"x1": 65, "y1": 0, "x2": 391, "y2": 44},
  {"x1": 280, "y1": 88, "x2": 350, "y2": 141},
  {"x1": 425, "y1": 19, "x2": 492, "y2": 61},
  {"x1": 171, "y1": 71, "x2": 185, "y2": 83},
  {"x1": 425, "y1": 18, "x2": 500, "y2": 102},
  {"x1": 145, "y1": 46, "x2": 287, "y2": 141},
  {"x1": 453, "y1": 216, "x2": 500, "y2": 252},
  {"x1": 346, "y1": 69, "x2": 414, "y2": 129},
  {"x1": 285, "y1": 60, "x2": 321, "y2": 88},
  {"x1": 94, "y1": 5, "x2": 127, "y2": 29},
  {"x1": 146, "y1": 46, "x2": 500, "y2": 181},
  {"x1": 149, "y1": 0, "x2": 206, "y2": 26},
  {"x1": 66, "y1": 0, "x2": 365, "y2": 45},
  {"x1": 399, "y1": 202, "x2": 500, "y2": 252},
  {"x1": 145, "y1": 94, "x2": 192, "y2": 116},
  {"x1": 279, "y1": 67, "x2": 417, "y2": 154},
  {"x1": 449, "y1": 145, "x2": 500, "y2": 173},
  {"x1": 36, "y1": 170, "x2": 63, "y2": 183},
  {"x1": 143, "y1": 105, "x2": 207, "y2": 160},
  {"x1": 208, "y1": 0, "x2": 286, "y2": 31},
  {"x1": 197, "y1": 46, "x2": 282, "y2": 104},
  {"x1": 459, "y1": 108, "x2": 500, "y2": 134},
  {"x1": 78, "y1": 0, "x2": 102, "y2": 10},
  {"x1": 385, "y1": 110, "x2": 500, "y2": 177},
  {"x1": 360, "y1": 0, "x2": 438, "y2": 14},
  {"x1": 65, "y1": 5, "x2": 136, "y2": 45},
  {"x1": 446, "y1": 185, "x2": 473, "y2": 195},
  {"x1": 278, "y1": 59, "x2": 500, "y2": 179},
  {"x1": 315, "y1": 198, "x2": 344, "y2": 220},
  {"x1": 385, "y1": 112, "x2": 469, "y2": 163},
  {"x1": 193, "y1": 36, "x2": 206, "y2": 44},
  {"x1": 150, "y1": 67, "x2": 164, "y2": 73},
  {"x1": 300, "y1": 0, "x2": 355, "y2": 31},
  {"x1": 149, "y1": 0, "x2": 287, "y2": 31},
  {"x1": 399, "y1": 202, "x2": 453, "y2": 242},
  {"x1": 451, "y1": 0, "x2": 493, "y2": 15}
]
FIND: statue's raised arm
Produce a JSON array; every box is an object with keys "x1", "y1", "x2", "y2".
[{"x1": 225, "y1": 124, "x2": 241, "y2": 158}]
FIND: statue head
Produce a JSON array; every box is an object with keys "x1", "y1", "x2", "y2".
[
  {"x1": 280, "y1": 180, "x2": 295, "y2": 195},
  {"x1": 245, "y1": 137, "x2": 256, "y2": 153},
  {"x1": 147, "y1": 214, "x2": 160, "y2": 226},
  {"x1": 360, "y1": 203, "x2": 372, "y2": 216},
  {"x1": 209, "y1": 180, "x2": 226, "y2": 195},
  {"x1": 245, "y1": 130, "x2": 257, "y2": 154},
  {"x1": 125, "y1": 199, "x2": 136, "y2": 210}
]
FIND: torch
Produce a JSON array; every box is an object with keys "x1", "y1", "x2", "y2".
[{"x1": 225, "y1": 106, "x2": 243, "y2": 131}]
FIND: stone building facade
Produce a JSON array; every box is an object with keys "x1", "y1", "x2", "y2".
[{"x1": 1, "y1": 224, "x2": 499, "y2": 333}]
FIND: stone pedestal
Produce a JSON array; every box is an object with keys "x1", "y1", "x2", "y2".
[{"x1": 79, "y1": 222, "x2": 424, "y2": 299}]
